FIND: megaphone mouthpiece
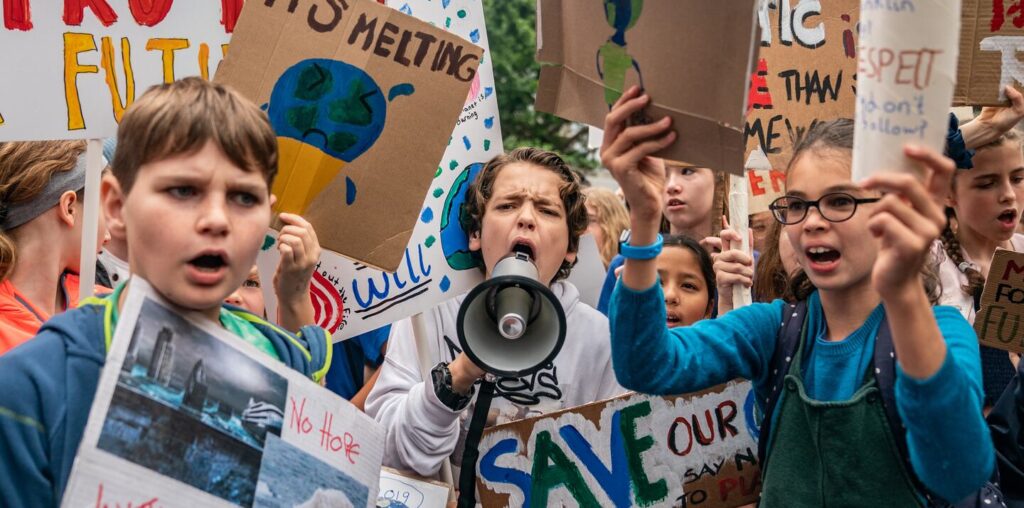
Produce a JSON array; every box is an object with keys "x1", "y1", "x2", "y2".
[{"x1": 495, "y1": 286, "x2": 533, "y2": 339}]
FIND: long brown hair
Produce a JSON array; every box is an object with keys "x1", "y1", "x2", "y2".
[
  {"x1": 0, "y1": 140, "x2": 87, "y2": 282},
  {"x1": 753, "y1": 218, "x2": 791, "y2": 302}
]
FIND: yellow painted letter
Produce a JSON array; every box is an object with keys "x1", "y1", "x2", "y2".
[
  {"x1": 145, "y1": 38, "x2": 189, "y2": 83},
  {"x1": 64, "y1": 32, "x2": 99, "y2": 131},
  {"x1": 101, "y1": 36, "x2": 136, "y2": 122}
]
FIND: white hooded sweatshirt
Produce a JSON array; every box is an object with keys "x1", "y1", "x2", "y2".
[{"x1": 365, "y1": 280, "x2": 625, "y2": 477}]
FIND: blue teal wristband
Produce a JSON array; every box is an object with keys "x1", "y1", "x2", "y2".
[{"x1": 619, "y1": 233, "x2": 663, "y2": 260}]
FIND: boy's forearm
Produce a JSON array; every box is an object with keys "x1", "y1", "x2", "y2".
[
  {"x1": 277, "y1": 298, "x2": 315, "y2": 333},
  {"x1": 380, "y1": 382, "x2": 463, "y2": 476},
  {"x1": 882, "y1": 285, "x2": 946, "y2": 380}
]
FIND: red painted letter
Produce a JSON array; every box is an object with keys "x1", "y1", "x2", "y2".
[
  {"x1": 127, "y1": 0, "x2": 172, "y2": 26},
  {"x1": 64, "y1": 0, "x2": 118, "y2": 26},
  {"x1": 3, "y1": 0, "x2": 32, "y2": 30},
  {"x1": 220, "y1": 0, "x2": 242, "y2": 33}
]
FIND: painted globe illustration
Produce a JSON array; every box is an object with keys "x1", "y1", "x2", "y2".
[
  {"x1": 268, "y1": 58, "x2": 387, "y2": 162},
  {"x1": 264, "y1": 58, "x2": 413, "y2": 213},
  {"x1": 440, "y1": 162, "x2": 485, "y2": 271}
]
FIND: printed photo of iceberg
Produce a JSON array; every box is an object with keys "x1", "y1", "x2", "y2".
[
  {"x1": 97, "y1": 298, "x2": 288, "y2": 507},
  {"x1": 254, "y1": 434, "x2": 369, "y2": 508}
]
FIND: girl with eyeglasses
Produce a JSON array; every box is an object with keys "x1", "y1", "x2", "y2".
[{"x1": 600, "y1": 86, "x2": 992, "y2": 506}]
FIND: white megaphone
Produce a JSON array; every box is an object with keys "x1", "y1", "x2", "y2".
[
  {"x1": 455, "y1": 246, "x2": 568, "y2": 508},
  {"x1": 456, "y1": 246, "x2": 567, "y2": 378}
]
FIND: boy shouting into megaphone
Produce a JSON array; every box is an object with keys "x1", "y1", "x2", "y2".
[{"x1": 365, "y1": 148, "x2": 625, "y2": 481}]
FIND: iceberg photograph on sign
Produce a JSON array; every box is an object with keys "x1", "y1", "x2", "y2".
[{"x1": 97, "y1": 299, "x2": 289, "y2": 506}]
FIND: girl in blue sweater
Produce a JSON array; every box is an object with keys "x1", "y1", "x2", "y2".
[{"x1": 601, "y1": 87, "x2": 992, "y2": 506}]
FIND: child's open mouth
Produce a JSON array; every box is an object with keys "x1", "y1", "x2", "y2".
[
  {"x1": 187, "y1": 252, "x2": 228, "y2": 285},
  {"x1": 666, "y1": 312, "x2": 681, "y2": 328},
  {"x1": 805, "y1": 246, "x2": 841, "y2": 273},
  {"x1": 665, "y1": 198, "x2": 686, "y2": 212},
  {"x1": 511, "y1": 241, "x2": 535, "y2": 259},
  {"x1": 998, "y1": 209, "x2": 1018, "y2": 230}
]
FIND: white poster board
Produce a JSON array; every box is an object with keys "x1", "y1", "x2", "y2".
[
  {"x1": 60, "y1": 278, "x2": 384, "y2": 508},
  {"x1": 477, "y1": 381, "x2": 760, "y2": 507},
  {"x1": 257, "y1": 0, "x2": 502, "y2": 341},
  {"x1": 377, "y1": 469, "x2": 450, "y2": 508},
  {"x1": 0, "y1": 1, "x2": 235, "y2": 141},
  {"x1": 852, "y1": 0, "x2": 961, "y2": 180}
]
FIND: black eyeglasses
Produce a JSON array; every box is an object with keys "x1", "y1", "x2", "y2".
[{"x1": 768, "y1": 193, "x2": 881, "y2": 225}]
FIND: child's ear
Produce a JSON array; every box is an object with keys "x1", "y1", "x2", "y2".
[
  {"x1": 101, "y1": 173, "x2": 127, "y2": 242},
  {"x1": 269, "y1": 194, "x2": 277, "y2": 207},
  {"x1": 468, "y1": 230, "x2": 481, "y2": 251},
  {"x1": 564, "y1": 250, "x2": 578, "y2": 264},
  {"x1": 57, "y1": 190, "x2": 77, "y2": 228},
  {"x1": 703, "y1": 297, "x2": 714, "y2": 320}
]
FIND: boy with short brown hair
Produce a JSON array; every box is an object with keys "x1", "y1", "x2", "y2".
[{"x1": 0, "y1": 77, "x2": 331, "y2": 508}]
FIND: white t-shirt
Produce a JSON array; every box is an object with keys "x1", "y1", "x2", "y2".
[
  {"x1": 364, "y1": 280, "x2": 626, "y2": 477},
  {"x1": 933, "y1": 233, "x2": 1024, "y2": 324}
]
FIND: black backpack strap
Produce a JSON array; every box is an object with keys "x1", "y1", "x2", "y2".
[
  {"x1": 757, "y1": 301, "x2": 807, "y2": 466},
  {"x1": 873, "y1": 315, "x2": 968, "y2": 507}
]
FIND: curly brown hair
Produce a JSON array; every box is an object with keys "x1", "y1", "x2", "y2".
[{"x1": 461, "y1": 147, "x2": 588, "y2": 282}]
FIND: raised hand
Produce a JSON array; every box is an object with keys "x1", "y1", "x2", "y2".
[
  {"x1": 713, "y1": 226, "x2": 754, "y2": 315},
  {"x1": 860, "y1": 145, "x2": 955, "y2": 380},
  {"x1": 962, "y1": 85, "x2": 1024, "y2": 149},
  {"x1": 861, "y1": 145, "x2": 954, "y2": 300},
  {"x1": 274, "y1": 213, "x2": 321, "y2": 331},
  {"x1": 601, "y1": 85, "x2": 675, "y2": 224}
]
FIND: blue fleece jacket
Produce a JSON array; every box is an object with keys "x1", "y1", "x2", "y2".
[
  {"x1": 0, "y1": 296, "x2": 331, "y2": 508},
  {"x1": 609, "y1": 280, "x2": 994, "y2": 504}
]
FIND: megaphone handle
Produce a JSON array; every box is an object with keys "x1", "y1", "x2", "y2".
[{"x1": 456, "y1": 378, "x2": 497, "y2": 508}]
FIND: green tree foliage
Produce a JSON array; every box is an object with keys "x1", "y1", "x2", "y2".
[{"x1": 482, "y1": 0, "x2": 598, "y2": 170}]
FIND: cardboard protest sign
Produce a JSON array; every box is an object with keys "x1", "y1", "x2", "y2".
[
  {"x1": 216, "y1": 0, "x2": 481, "y2": 271},
  {"x1": 743, "y1": 0, "x2": 861, "y2": 213},
  {"x1": 477, "y1": 381, "x2": 761, "y2": 508},
  {"x1": 852, "y1": 0, "x2": 961, "y2": 181},
  {"x1": 955, "y1": 0, "x2": 1024, "y2": 105},
  {"x1": 60, "y1": 278, "x2": 384, "y2": 508},
  {"x1": 0, "y1": 1, "x2": 237, "y2": 141},
  {"x1": 974, "y1": 249, "x2": 1024, "y2": 353},
  {"x1": 256, "y1": 0, "x2": 503, "y2": 341},
  {"x1": 535, "y1": 0, "x2": 760, "y2": 174},
  {"x1": 745, "y1": 149, "x2": 787, "y2": 215},
  {"x1": 378, "y1": 468, "x2": 450, "y2": 508}
]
